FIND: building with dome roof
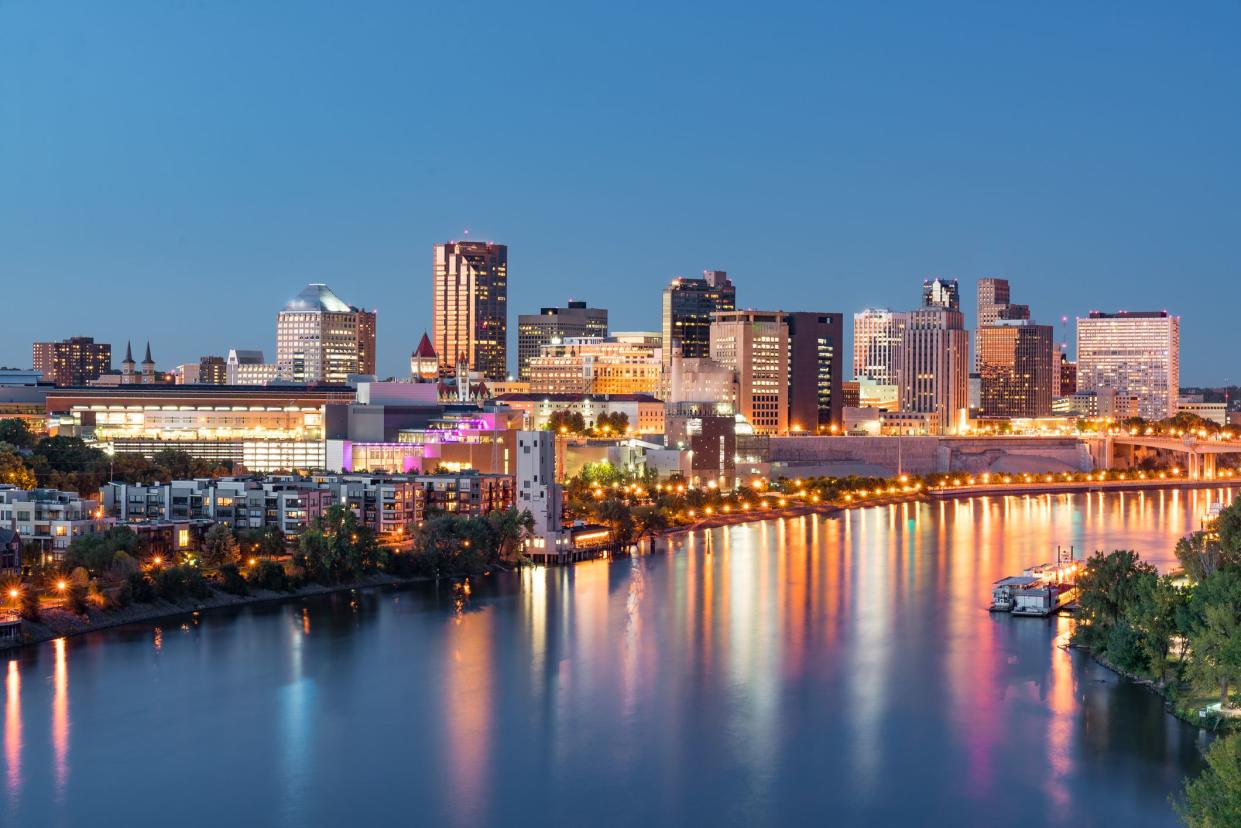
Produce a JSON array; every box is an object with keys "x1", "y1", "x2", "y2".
[{"x1": 276, "y1": 283, "x2": 376, "y2": 383}]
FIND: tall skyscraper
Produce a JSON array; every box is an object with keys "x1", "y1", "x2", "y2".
[
  {"x1": 710, "y1": 310, "x2": 788, "y2": 435},
  {"x1": 900, "y1": 307, "x2": 969, "y2": 434},
  {"x1": 786, "y1": 312, "x2": 844, "y2": 432},
  {"x1": 976, "y1": 321, "x2": 1054, "y2": 418},
  {"x1": 661, "y1": 270, "x2": 736, "y2": 368},
  {"x1": 32, "y1": 336, "x2": 111, "y2": 386},
  {"x1": 276, "y1": 283, "x2": 377, "y2": 384},
  {"x1": 975, "y1": 277, "x2": 1030, "y2": 370},
  {"x1": 516, "y1": 301, "x2": 608, "y2": 381},
  {"x1": 1076, "y1": 311, "x2": 1180, "y2": 420},
  {"x1": 433, "y1": 240, "x2": 508, "y2": 381},
  {"x1": 852, "y1": 309, "x2": 907, "y2": 389},
  {"x1": 921, "y1": 278, "x2": 960, "y2": 310}
]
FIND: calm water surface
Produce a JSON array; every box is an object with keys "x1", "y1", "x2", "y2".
[{"x1": 2, "y1": 487, "x2": 1233, "y2": 827}]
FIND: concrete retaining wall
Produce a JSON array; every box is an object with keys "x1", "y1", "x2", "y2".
[{"x1": 768, "y1": 436, "x2": 1095, "y2": 477}]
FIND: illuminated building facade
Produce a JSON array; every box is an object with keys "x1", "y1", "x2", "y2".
[
  {"x1": 1076, "y1": 311, "x2": 1180, "y2": 420},
  {"x1": 899, "y1": 307, "x2": 969, "y2": 434},
  {"x1": 46, "y1": 385, "x2": 356, "y2": 472},
  {"x1": 495, "y1": 393, "x2": 665, "y2": 434},
  {"x1": 921, "y1": 278, "x2": 960, "y2": 310},
  {"x1": 710, "y1": 310, "x2": 788, "y2": 435},
  {"x1": 517, "y1": 301, "x2": 608, "y2": 381},
  {"x1": 0, "y1": 486, "x2": 107, "y2": 563},
  {"x1": 32, "y1": 336, "x2": 112, "y2": 386},
  {"x1": 526, "y1": 333, "x2": 662, "y2": 396},
  {"x1": 852, "y1": 309, "x2": 906, "y2": 392},
  {"x1": 433, "y1": 240, "x2": 508, "y2": 381},
  {"x1": 276, "y1": 283, "x2": 377, "y2": 384},
  {"x1": 661, "y1": 271, "x2": 735, "y2": 368},
  {"x1": 198, "y1": 355, "x2": 227, "y2": 385},
  {"x1": 976, "y1": 322, "x2": 1054, "y2": 418},
  {"x1": 975, "y1": 277, "x2": 1030, "y2": 369}
]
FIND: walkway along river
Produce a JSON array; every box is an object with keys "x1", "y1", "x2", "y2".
[{"x1": 0, "y1": 485, "x2": 1232, "y2": 827}]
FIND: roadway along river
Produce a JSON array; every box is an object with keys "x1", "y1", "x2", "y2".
[{"x1": 1, "y1": 486, "x2": 1233, "y2": 827}]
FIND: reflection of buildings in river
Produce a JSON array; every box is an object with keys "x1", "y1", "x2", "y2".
[
  {"x1": 442, "y1": 602, "x2": 495, "y2": 828},
  {"x1": 52, "y1": 638, "x2": 68, "y2": 800},
  {"x1": 5, "y1": 660, "x2": 19, "y2": 801}
]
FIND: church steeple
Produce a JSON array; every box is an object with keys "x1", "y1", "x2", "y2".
[
  {"x1": 121, "y1": 341, "x2": 136, "y2": 383},
  {"x1": 141, "y1": 341, "x2": 155, "y2": 383}
]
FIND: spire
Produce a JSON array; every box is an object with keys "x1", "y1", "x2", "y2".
[
  {"x1": 124, "y1": 341, "x2": 133, "y2": 363},
  {"x1": 413, "y1": 332, "x2": 437, "y2": 359},
  {"x1": 142, "y1": 341, "x2": 153, "y2": 365}
]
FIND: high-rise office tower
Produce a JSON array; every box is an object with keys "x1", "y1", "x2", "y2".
[
  {"x1": 433, "y1": 240, "x2": 508, "y2": 381},
  {"x1": 921, "y1": 278, "x2": 960, "y2": 310},
  {"x1": 709, "y1": 310, "x2": 788, "y2": 435},
  {"x1": 900, "y1": 307, "x2": 970, "y2": 434},
  {"x1": 32, "y1": 336, "x2": 112, "y2": 386},
  {"x1": 1076, "y1": 311, "x2": 1180, "y2": 420},
  {"x1": 785, "y1": 312, "x2": 844, "y2": 433},
  {"x1": 852, "y1": 309, "x2": 907, "y2": 390},
  {"x1": 662, "y1": 270, "x2": 736, "y2": 368},
  {"x1": 976, "y1": 321, "x2": 1055, "y2": 418},
  {"x1": 974, "y1": 277, "x2": 1030, "y2": 369},
  {"x1": 516, "y1": 301, "x2": 608, "y2": 381},
  {"x1": 276, "y1": 283, "x2": 377, "y2": 384}
]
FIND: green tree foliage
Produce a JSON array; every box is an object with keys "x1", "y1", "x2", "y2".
[
  {"x1": 592, "y1": 411, "x2": 629, "y2": 435},
  {"x1": 248, "y1": 560, "x2": 291, "y2": 592},
  {"x1": 633, "y1": 505, "x2": 669, "y2": 542},
  {"x1": 0, "y1": 419, "x2": 35, "y2": 450},
  {"x1": 1188, "y1": 571, "x2": 1241, "y2": 706},
  {"x1": 1177, "y1": 532, "x2": 1227, "y2": 583},
  {"x1": 1126, "y1": 574, "x2": 1188, "y2": 684},
  {"x1": 1073, "y1": 549, "x2": 1157, "y2": 650},
  {"x1": 547, "y1": 409, "x2": 587, "y2": 435},
  {"x1": 66, "y1": 581, "x2": 89, "y2": 615},
  {"x1": 1177, "y1": 733, "x2": 1241, "y2": 827},
  {"x1": 594, "y1": 497, "x2": 634, "y2": 551},
  {"x1": 486, "y1": 509, "x2": 535, "y2": 564},
  {"x1": 238, "y1": 526, "x2": 286, "y2": 559},
  {"x1": 200, "y1": 524, "x2": 240, "y2": 570},
  {"x1": 18, "y1": 585, "x2": 39, "y2": 621},
  {"x1": 0, "y1": 446, "x2": 36, "y2": 489},
  {"x1": 64, "y1": 526, "x2": 141, "y2": 573},
  {"x1": 217, "y1": 563, "x2": 249, "y2": 595},
  {"x1": 296, "y1": 505, "x2": 381, "y2": 583}
]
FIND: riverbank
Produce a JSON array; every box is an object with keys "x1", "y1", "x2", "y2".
[
  {"x1": 4, "y1": 571, "x2": 434, "y2": 650},
  {"x1": 654, "y1": 476, "x2": 1239, "y2": 541}
]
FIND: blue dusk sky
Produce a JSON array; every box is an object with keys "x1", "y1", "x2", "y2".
[{"x1": 1, "y1": 1, "x2": 1238, "y2": 383}]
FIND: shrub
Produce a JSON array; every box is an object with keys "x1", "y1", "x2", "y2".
[
  {"x1": 66, "y1": 582, "x2": 89, "y2": 615},
  {"x1": 19, "y1": 586, "x2": 39, "y2": 621},
  {"x1": 217, "y1": 564, "x2": 248, "y2": 596},
  {"x1": 247, "y1": 560, "x2": 289, "y2": 592},
  {"x1": 126, "y1": 572, "x2": 157, "y2": 604},
  {"x1": 185, "y1": 568, "x2": 212, "y2": 601}
]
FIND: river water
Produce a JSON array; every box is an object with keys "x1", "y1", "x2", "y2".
[{"x1": 1, "y1": 487, "x2": 1233, "y2": 827}]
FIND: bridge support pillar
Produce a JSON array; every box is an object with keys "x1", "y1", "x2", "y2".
[
  {"x1": 1204, "y1": 453, "x2": 1217, "y2": 480},
  {"x1": 1187, "y1": 452, "x2": 1199, "y2": 480}
]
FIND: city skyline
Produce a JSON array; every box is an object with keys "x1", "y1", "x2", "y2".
[{"x1": 2, "y1": 2, "x2": 1237, "y2": 384}]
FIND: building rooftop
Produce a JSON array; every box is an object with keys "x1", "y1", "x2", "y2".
[
  {"x1": 283, "y1": 283, "x2": 355, "y2": 313},
  {"x1": 495, "y1": 393, "x2": 662, "y2": 403}
]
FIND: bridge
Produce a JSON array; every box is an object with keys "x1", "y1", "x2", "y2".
[{"x1": 1100, "y1": 434, "x2": 1241, "y2": 480}]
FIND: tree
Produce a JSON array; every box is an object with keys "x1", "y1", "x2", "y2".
[
  {"x1": 633, "y1": 505, "x2": 669, "y2": 545},
  {"x1": 64, "y1": 526, "x2": 141, "y2": 574},
  {"x1": 1188, "y1": 571, "x2": 1241, "y2": 707},
  {"x1": 594, "y1": 497, "x2": 634, "y2": 552},
  {"x1": 1126, "y1": 574, "x2": 1187, "y2": 684},
  {"x1": 486, "y1": 509, "x2": 535, "y2": 564},
  {"x1": 0, "y1": 419, "x2": 35, "y2": 450},
  {"x1": 1177, "y1": 532, "x2": 1227, "y2": 583},
  {"x1": 1177, "y1": 733, "x2": 1241, "y2": 827},
  {"x1": 548, "y1": 409, "x2": 587, "y2": 435},
  {"x1": 18, "y1": 585, "x2": 39, "y2": 621},
  {"x1": 200, "y1": 524, "x2": 240, "y2": 570},
  {"x1": 1073, "y1": 549, "x2": 1157, "y2": 649},
  {"x1": 0, "y1": 446, "x2": 36, "y2": 489},
  {"x1": 296, "y1": 505, "x2": 380, "y2": 582}
]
